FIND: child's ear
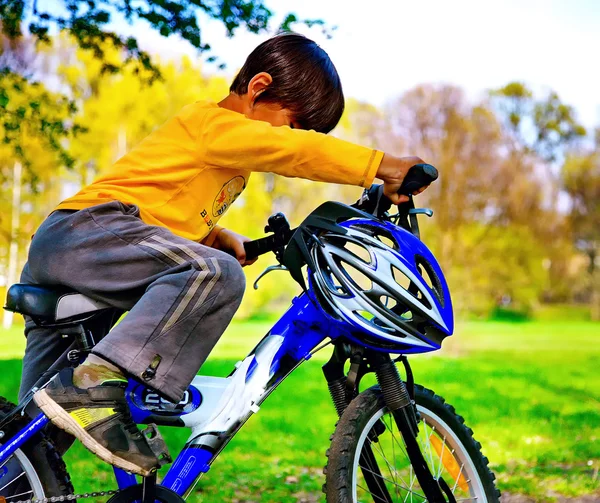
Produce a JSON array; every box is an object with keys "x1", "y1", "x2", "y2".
[{"x1": 247, "y1": 72, "x2": 273, "y2": 106}]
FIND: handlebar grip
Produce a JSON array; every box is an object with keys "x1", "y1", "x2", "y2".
[
  {"x1": 398, "y1": 163, "x2": 438, "y2": 196},
  {"x1": 244, "y1": 235, "x2": 277, "y2": 261}
]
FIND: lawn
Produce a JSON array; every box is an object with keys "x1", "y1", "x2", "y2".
[{"x1": 0, "y1": 318, "x2": 598, "y2": 502}]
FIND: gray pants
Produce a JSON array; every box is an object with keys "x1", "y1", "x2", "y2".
[{"x1": 19, "y1": 201, "x2": 245, "y2": 403}]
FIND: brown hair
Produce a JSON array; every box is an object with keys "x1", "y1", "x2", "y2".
[{"x1": 230, "y1": 32, "x2": 345, "y2": 133}]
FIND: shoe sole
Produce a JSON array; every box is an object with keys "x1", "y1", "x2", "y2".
[{"x1": 34, "y1": 389, "x2": 153, "y2": 477}]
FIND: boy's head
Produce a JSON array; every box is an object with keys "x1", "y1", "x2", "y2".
[{"x1": 230, "y1": 32, "x2": 344, "y2": 133}]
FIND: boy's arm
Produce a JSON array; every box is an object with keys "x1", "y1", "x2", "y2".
[{"x1": 200, "y1": 107, "x2": 422, "y2": 193}]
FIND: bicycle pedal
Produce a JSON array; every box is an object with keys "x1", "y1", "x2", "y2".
[{"x1": 142, "y1": 423, "x2": 172, "y2": 467}]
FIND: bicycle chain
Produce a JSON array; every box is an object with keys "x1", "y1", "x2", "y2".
[{"x1": 10, "y1": 489, "x2": 119, "y2": 503}]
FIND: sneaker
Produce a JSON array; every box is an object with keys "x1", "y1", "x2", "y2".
[{"x1": 34, "y1": 367, "x2": 159, "y2": 476}]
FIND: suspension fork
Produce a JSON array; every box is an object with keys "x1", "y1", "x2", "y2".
[
  {"x1": 323, "y1": 345, "x2": 395, "y2": 503},
  {"x1": 372, "y1": 353, "x2": 451, "y2": 503},
  {"x1": 322, "y1": 343, "x2": 353, "y2": 416}
]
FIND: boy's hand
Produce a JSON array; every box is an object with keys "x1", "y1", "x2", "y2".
[
  {"x1": 213, "y1": 228, "x2": 257, "y2": 266},
  {"x1": 376, "y1": 155, "x2": 429, "y2": 204}
]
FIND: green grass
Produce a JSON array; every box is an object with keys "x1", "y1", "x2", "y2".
[{"x1": 1, "y1": 319, "x2": 599, "y2": 502}]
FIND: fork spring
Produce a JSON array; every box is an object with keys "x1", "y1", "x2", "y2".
[{"x1": 327, "y1": 377, "x2": 348, "y2": 417}]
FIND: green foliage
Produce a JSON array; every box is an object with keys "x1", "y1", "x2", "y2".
[
  {"x1": 534, "y1": 303, "x2": 591, "y2": 322},
  {"x1": 533, "y1": 92, "x2": 587, "y2": 162},
  {"x1": 491, "y1": 81, "x2": 532, "y2": 129},
  {"x1": 426, "y1": 222, "x2": 547, "y2": 317},
  {"x1": 4, "y1": 1, "x2": 326, "y2": 76},
  {"x1": 0, "y1": 68, "x2": 82, "y2": 185}
]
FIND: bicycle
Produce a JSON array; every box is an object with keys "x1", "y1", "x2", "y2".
[{"x1": 1, "y1": 164, "x2": 500, "y2": 503}]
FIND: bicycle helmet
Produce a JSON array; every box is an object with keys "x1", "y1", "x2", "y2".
[{"x1": 309, "y1": 218, "x2": 454, "y2": 352}]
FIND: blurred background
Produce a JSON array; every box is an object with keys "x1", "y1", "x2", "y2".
[{"x1": 0, "y1": 1, "x2": 598, "y2": 501}]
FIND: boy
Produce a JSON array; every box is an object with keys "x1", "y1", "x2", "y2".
[{"x1": 22, "y1": 33, "x2": 427, "y2": 475}]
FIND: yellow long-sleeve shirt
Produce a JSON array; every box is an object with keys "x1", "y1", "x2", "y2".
[{"x1": 57, "y1": 101, "x2": 384, "y2": 242}]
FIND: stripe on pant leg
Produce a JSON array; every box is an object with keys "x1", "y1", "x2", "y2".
[
  {"x1": 159, "y1": 269, "x2": 209, "y2": 335},
  {"x1": 139, "y1": 238, "x2": 206, "y2": 334},
  {"x1": 150, "y1": 235, "x2": 208, "y2": 270},
  {"x1": 139, "y1": 234, "x2": 222, "y2": 336},
  {"x1": 190, "y1": 257, "x2": 222, "y2": 313},
  {"x1": 138, "y1": 239, "x2": 187, "y2": 266}
]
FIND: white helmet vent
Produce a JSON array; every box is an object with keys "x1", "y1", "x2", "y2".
[{"x1": 391, "y1": 265, "x2": 432, "y2": 310}]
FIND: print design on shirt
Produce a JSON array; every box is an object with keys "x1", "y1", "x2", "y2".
[
  {"x1": 200, "y1": 209, "x2": 214, "y2": 229},
  {"x1": 212, "y1": 176, "x2": 246, "y2": 217}
]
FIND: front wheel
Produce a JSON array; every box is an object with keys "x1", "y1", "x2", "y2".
[{"x1": 324, "y1": 385, "x2": 500, "y2": 502}]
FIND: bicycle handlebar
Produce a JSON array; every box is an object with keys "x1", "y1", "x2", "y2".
[
  {"x1": 243, "y1": 234, "x2": 278, "y2": 261},
  {"x1": 242, "y1": 163, "x2": 439, "y2": 261},
  {"x1": 397, "y1": 163, "x2": 438, "y2": 196}
]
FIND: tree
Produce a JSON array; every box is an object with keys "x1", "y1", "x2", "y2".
[
  {"x1": 490, "y1": 82, "x2": 588, "y2": 306},
  {"x1": 383, "y1": 84, "x2": 571, "y2": 316},
  {"x1": 562, "y1": 140, "x2": 600, "y2": 320},
  {"x1": 491, "y1": 82, "x2": 586, "y2": 163},
  {"x1": 0, "y1": 33, "x2": 83, "y2": 185}
]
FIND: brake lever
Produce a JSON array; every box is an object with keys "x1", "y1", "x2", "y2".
[
  {"x1": 408, "y1": 208, "x2": 433, "y2": 218},
  {"x1": 253, "y1": 264, "x2": 288, "y2": 290}
]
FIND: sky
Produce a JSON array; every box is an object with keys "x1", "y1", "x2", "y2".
[{"x1": 122, "y1": 0, "x2": 600, "y2": 129}]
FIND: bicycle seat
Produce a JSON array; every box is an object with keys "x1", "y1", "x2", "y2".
[{"x1": 4, "y1": 283, "x2": 112, "y2": 325}]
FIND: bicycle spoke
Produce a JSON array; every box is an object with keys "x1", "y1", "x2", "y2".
[
  {"x1": 4, "y1": 490, "x2": 33, "y2": 500},
  {"x1": 436, "y1": 435, "x2": 447, "y2": 480},
  {"x1": 405, "y1": 464, "x2": 414, "y2": 503},
  {"x1": 366, "y1": 435, "x2": 411, "y2": 491},
  {"x1": 381, "y1": 416, "x2": 414, "y2": 492},
  {"x1": 422, "y1": 422, "x2": 436, "y2": 472},
  {"x1": 375, "y1": 416, "x2": 401, "y2": 485},
  {"x1": 389, "y1": 415, "x2": 400, "y2": 502},
  {"x1": 451, "y1": 458, "x2": 466, "y2": 493},
  {"x1": 359, "y1": 444, "x2": 394, "y2": 503},
  {"x1": 380, "y1": 415, "x2": 412, "y2": 473},
  {"x1": 372, "y1": 422, "x2": 398, "y2": 486},
  {"x1": 0, "y1": 471, "x2": 26, "y2": 492},
  {"x1": 357, "y1": 482, "x2": 392, "y2": 503},
  {"x1": 359, "y1": 463, "x2": 427, "y2": 500},
  {"x1": 408, "y1": 463, "x2": 416, "y2": 503},
  {"x1": 0, "y1": 454, "x2": 15, "y2": 472}
]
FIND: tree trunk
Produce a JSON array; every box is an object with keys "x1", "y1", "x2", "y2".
[{"x1": 3, "y1": 161, "x2": 22, "y2": 330}]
